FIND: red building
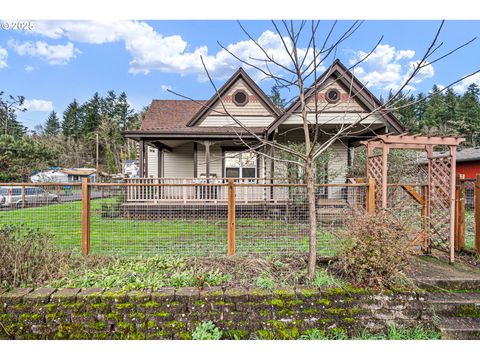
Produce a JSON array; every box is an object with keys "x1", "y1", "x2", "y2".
[{"x1": 454, "y1": 148, "x2": 480, "y2": 179}]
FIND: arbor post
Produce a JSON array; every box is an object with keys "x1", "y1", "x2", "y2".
[{"x1": 367, "y1": 177, "x2": 376, "y2": 214}]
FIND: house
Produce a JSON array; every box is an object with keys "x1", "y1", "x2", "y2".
[
  {"x1": 123, "y1": 59, "x2": 404, "y2": 202},
  {"x1": 31, "y1": 168, "x2": 98, "y2": 183}
]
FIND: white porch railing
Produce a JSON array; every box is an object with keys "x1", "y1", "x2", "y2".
[{"x1": 125, "y1": 178, "x2": 292, "y2": 204}]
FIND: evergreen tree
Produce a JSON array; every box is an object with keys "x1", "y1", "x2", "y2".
[
  {"x1": 269, "y1": 85, "x2": 287, "y2": 110},
  {"x1": 116, "y1": 91, "x2": 135, "y2": 131},
  {"x1": 82, "y1": 92, "x2": 102, "y2": 135},
  {"x1": 62, "y1": 99, "x2": 84, "y2": 140},
  {"x1": 44, "y1": 110, "x2": 60, "y2": 136},
  {"x1": 456, "y1": 83, "x2": 480, "y2": 146}
]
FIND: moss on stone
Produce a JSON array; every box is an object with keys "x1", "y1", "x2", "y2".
[
  {"x1": 455, "y1": 305, "x2": 480, "y2": 318},
  {"x1": 317, "y1": 298, "x2": 331, "y2": 306},
  {"x1": 163, "y1": 320, "x2": 186, "y2": 330}
]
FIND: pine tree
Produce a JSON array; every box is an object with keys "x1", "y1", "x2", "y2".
[
  {"x1": 269, "y1": 85, "x2": 287, "y2": 110},
  {"x1": 44, "y1": 110, "x2": 60, "y2": 136},
  {"x1": 62, "y1": 99, "x2": 84, "y2": 140},
  {"x1": 456, "y1": 83, "x2": 480, "y2": 146},
  {"x1": 82, "y1": 92, "x2": 102, "y2": 135}
]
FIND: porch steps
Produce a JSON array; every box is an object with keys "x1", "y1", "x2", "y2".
[{"x1": 425, "y1": 292, "x2": 480, "y2": 339}]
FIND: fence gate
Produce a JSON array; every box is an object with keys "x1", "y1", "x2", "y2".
[{"x1": 362, "y1": 135, "x2": 464, "y2": 263}]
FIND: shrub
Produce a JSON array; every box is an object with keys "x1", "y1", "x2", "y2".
[
  {"x1": 254, "y1": 273, "x2": 275, "y2": 290},
  {"x1": 0, "y1": 224, "x2": 71, "y2": 289},
  {"x1": 336, "y1": 211, "x2": 413, "y2": 289},
  {"x1": 191, "y1": 321, "x2": 223, "y2": 340}
]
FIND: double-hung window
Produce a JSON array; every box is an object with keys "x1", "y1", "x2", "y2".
[{"x1": 224, "y1": 151, "x2": 257, "y2": 179}]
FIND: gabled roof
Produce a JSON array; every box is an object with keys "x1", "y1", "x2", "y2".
[
  {"x1": 186, "y1": 67, "x2": 281, "y2": 126},
  {"x1": 141, "y1": 100, "x2": 207, "y2": 130},
  {"x1": 266, "y1": 59, "x2": 405, "y2": 135}
]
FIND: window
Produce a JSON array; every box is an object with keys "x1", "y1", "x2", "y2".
[
  {"x1": 232, "y1": 90, "x2": 249, "y2": 106},
  {"x1": 225, "y1": 151, "x2": 257, "y2": 179},
  {"x1": 325, "y1": 88, "x2": 340, "y2": 103}
]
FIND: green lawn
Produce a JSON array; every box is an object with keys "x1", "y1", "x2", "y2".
[
  {"x1": 466, "y1": 209, "x2": 476, "y2": 251},
  {"x1": 0, "y1": 200, "x2": 339, "y2": 257}
]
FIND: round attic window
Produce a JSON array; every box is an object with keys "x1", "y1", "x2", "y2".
[
  {"x1": 326, "y1": 88, "x2": 340, "y2": 103},
  {"x1": 233, "y1": 90, "x2": 249, "y2": 106}
]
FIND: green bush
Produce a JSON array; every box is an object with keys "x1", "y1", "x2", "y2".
[
  {"x1": 0, "y1": 224, "x2": 71, "y2": 289},
  {"x1": 336, "y1": 211, "x2": 412, "y2": 289},
  {"x1": 254, "y1": 273, "x2": 275, "y2": 290},
  {"x1": 191, "y1": 321, "x2": 223, "y2": 340}
]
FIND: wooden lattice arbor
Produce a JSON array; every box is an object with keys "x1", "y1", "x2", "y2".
[{"x1": 361, "y1": 135, "x2": 465, "y2": 263}]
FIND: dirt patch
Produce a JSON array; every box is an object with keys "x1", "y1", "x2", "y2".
[{"x1": 406, "y1": 252, "x2": 480, "y2": 282}]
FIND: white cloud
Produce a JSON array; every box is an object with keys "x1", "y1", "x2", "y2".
[
  {"x1": 452, "y1": 72, "x2": 480, "y2": 93},
  {"x1": 349, "y1": 44, "x2": 434, "y2": 92},
  {"x1": 23, "y1": 99, "x2": 54, "y2": 112},
  {"x1": 24, "y1": 65, "x2": 35, "y2": 72},
  {"x1": 8, "y1": 39, "x2": 80, "y2": 65},
  {"x1": 27, "y1": 21, "x2": 317, "y2": 80},
  {"x1": 161, "y1": 84, "x2": 172, "y2": 92},
  {"x1": 0, "y1": 46, "x2": 7, "y2": 68}
]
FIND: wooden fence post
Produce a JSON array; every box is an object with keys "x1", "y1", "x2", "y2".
[
  {"x1": 227, "y1": 178, "x2": 236, "y2": 256},
  {"x1": 475, "y1": 174, "x2": 480, "y2": 255},
  {"x1": 366, "y1": 177, "x2": 376, "y2": 214},
  {"x1": 81, "y1": 177, "x2": 91, "y2": 255},
  {"x1": 455, "y1": 174, "x2": 465, "y2": 251}
]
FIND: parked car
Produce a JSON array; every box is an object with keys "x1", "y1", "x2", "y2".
[{"x1": 0, "y1": 186, "x2": 59, "y2": 208}]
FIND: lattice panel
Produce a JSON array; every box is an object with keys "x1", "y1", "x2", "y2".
[
  {"x1": 429, "y1": 156, "x2": 452, "y2": 252},
  {"x1": 367, "y1": 155, "x2": 383, "y2": 208}
]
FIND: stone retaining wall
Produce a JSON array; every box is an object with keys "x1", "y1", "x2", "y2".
[{"x1": 0, "y1": 286, "x2": 433, "y2": 340}]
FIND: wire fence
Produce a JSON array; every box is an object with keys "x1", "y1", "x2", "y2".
[
  {"x1": 386, "y1": 184, "x2": 425, "y2": 249},
  {"x1": 0, "y1": 183, "x2": 83, "y2": 253},
  {"x1": 0, "y1": 179, "x2": 370, "y2": 258},
  {"x1": 463, "y1": 178, "x2": 476, "y2": 252}
]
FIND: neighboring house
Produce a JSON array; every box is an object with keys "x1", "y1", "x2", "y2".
[
  {"x1": 123, "y1": 60, "x2": 404, "y2": 195},
  {"x1": 419, "y1": 147, "x2": 480, "y2": 178},
  {"x1": 453, "y1": 148, "x2": 480, "y2": 178},
  {"x1": 31, "y1": 168, "x2": 97, "y2": 183},
  {"x1": 123, "y1": 160, "x2": 140, "y2": 178}
]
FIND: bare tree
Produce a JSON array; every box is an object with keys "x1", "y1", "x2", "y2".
[{"x1": 171, "y1": 20, "x2": 478, "y2": 279}]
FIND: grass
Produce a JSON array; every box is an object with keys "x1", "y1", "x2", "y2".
[
  {"x1": 0, "y1": 199, "x2": 339, "y2": 257},
  {"x1": 300, "y1": 325, "x2": 441, "y2": 340},
  {"x1": 465, "y1": 209, "x2": 476, "y2": 251}
]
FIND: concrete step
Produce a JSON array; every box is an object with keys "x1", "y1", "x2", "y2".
[
  {"x1": 414, "y1": 278, "x2": 480, "y2": 291},
  {"x1": 426, "y1": 292, "x2": 480, "y2": 317},
  {"x1": 437, "y1": 317, "x2": 480, "y2": 340}
]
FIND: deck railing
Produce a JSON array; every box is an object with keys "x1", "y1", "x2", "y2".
[{"x1": 125, "y1": 178, "x2": 296, "y2": 204}]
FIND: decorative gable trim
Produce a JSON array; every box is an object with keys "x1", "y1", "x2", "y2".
[
  {"x1": 186, "y1": 68, "x2": 281, "y2": 127},
  {"x1": 266, "y1": 59, "x2": 405, "y2": 135}
]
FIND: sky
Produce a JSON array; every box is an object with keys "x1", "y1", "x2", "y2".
[{"x1": 1, "y1": 20, "x2": 480, "y2": 130}]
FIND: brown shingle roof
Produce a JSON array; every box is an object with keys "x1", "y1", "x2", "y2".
[{"x1": 141, "y1": 100, "x2": 207, "y2": 130}]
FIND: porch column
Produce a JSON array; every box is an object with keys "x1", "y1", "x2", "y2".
[
  {"x1": 139, "y1": 139, "x2": 145, "y2": 177},
  {"x1": 144, "y1": 142, "x2": 148, "y2": 177},
  {"x1": 204, "y1": 141, "x2": 211, "y2": 178}
]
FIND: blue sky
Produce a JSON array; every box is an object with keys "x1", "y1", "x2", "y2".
[{"x1": 1, "y1": 20, "x2": 480, "y2": 130}]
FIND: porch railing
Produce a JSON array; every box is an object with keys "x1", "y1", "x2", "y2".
[{"x1": 125, "y1": 178, "x2": 296, "y2": 204}]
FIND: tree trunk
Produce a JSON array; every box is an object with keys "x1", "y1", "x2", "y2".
[{"x1": 306, "y1": 156, "x2": 317, "y2": 280}]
